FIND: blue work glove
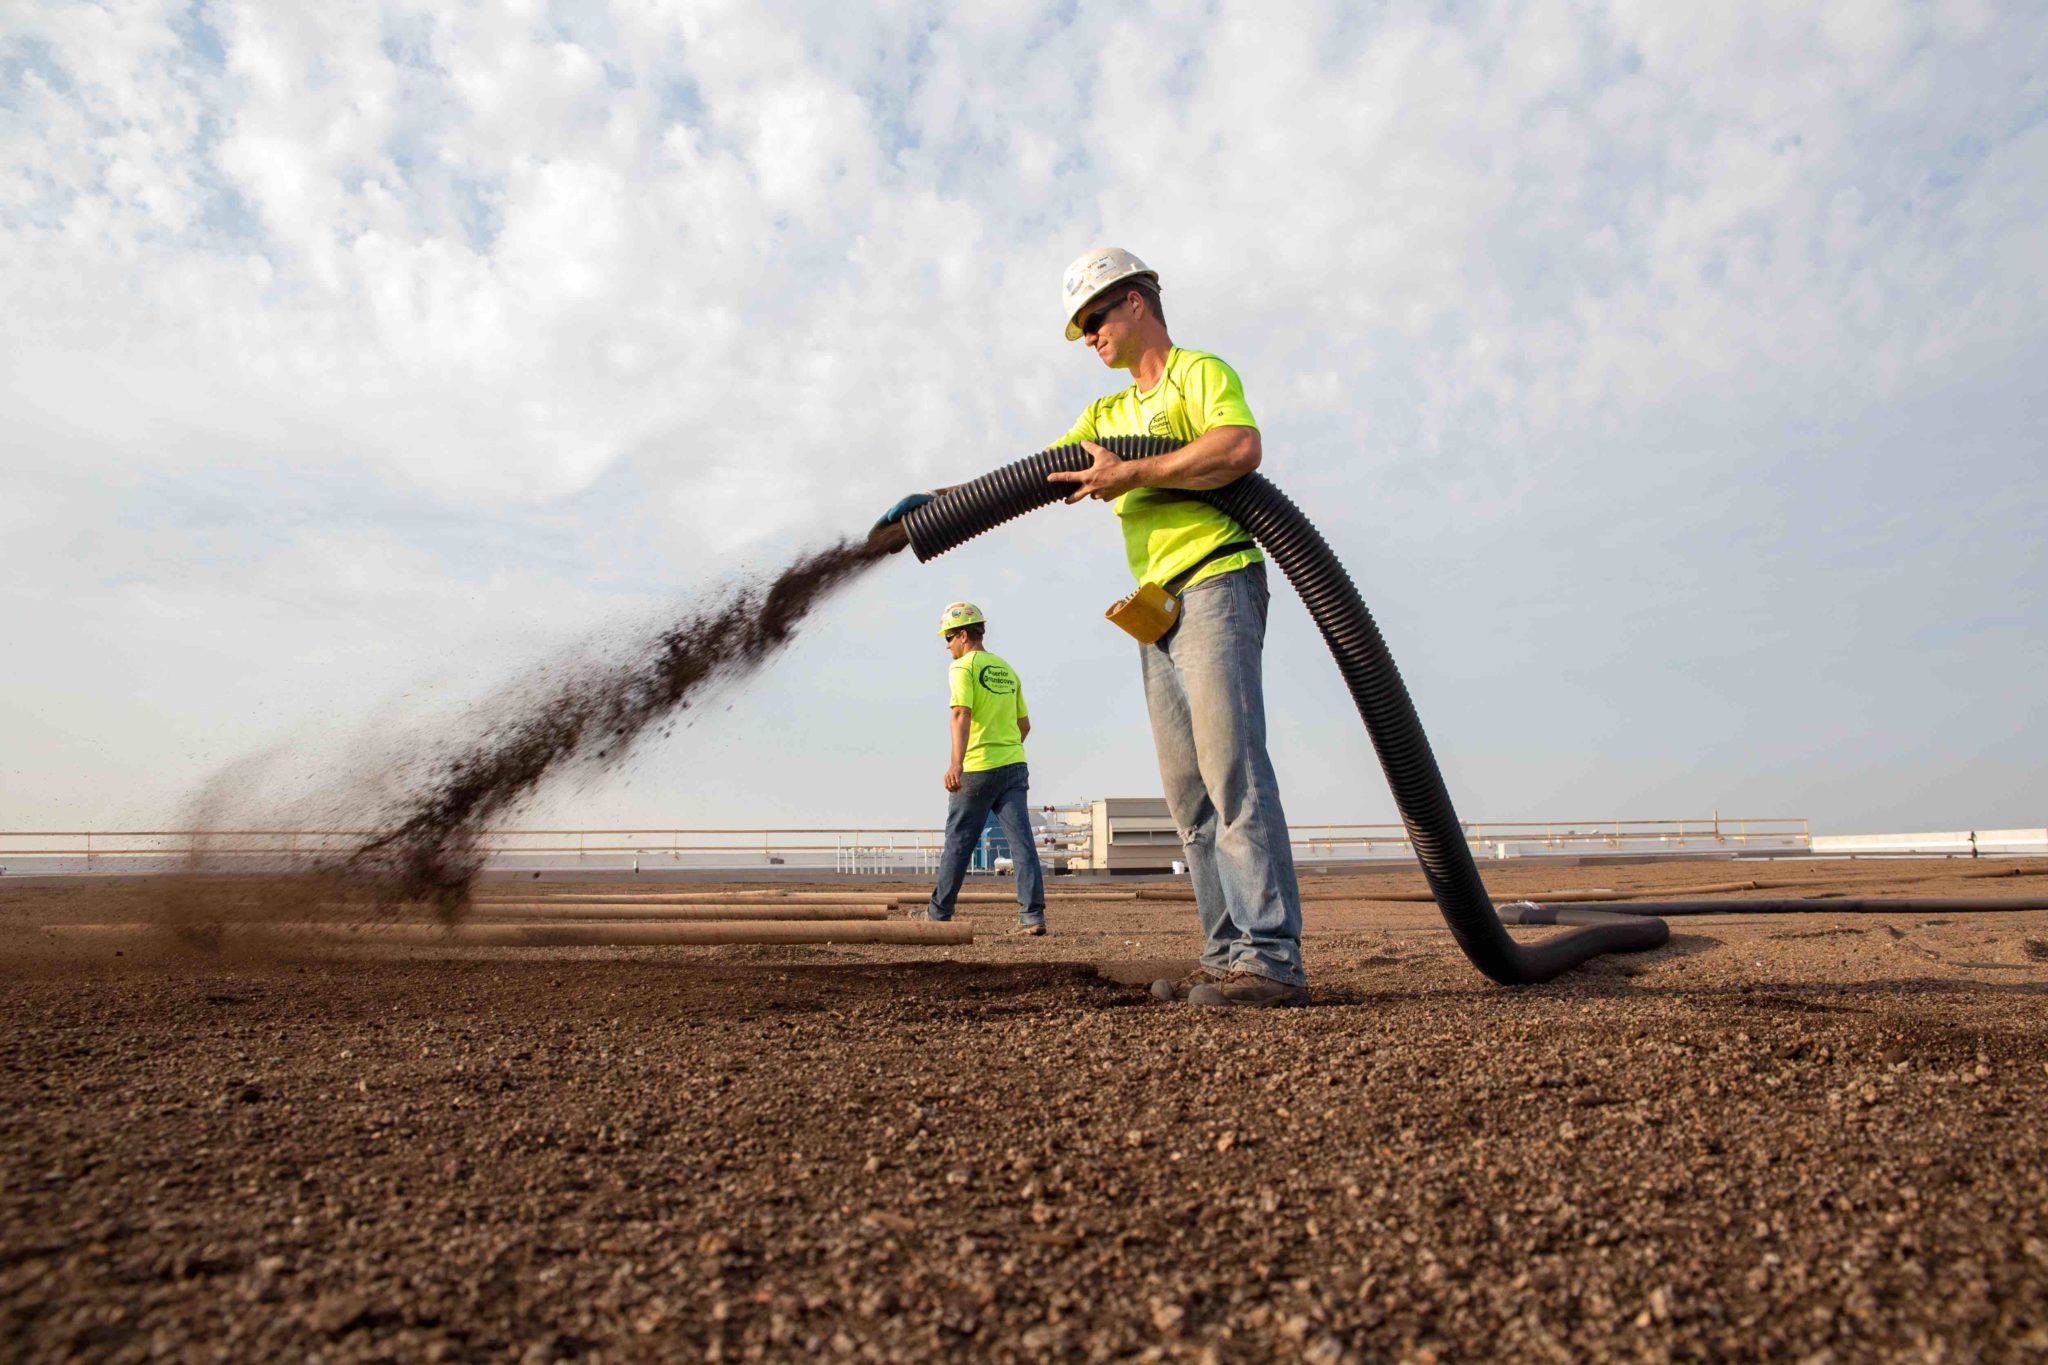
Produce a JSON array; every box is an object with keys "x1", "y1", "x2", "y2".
[{"x1": 872, "y1": 492, "x2": 935, "y2": 532}]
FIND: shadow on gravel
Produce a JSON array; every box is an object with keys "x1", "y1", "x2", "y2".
[
  {"x1": 649, "y1": 961, "x2": 1149, "y2": 1020},
  {"x1": 539, "y1": 966, "x2": 2047, "y2": 1014},
  {"x1": 1209, "y1": 964, "x2": 2048, "y2": 1012}
]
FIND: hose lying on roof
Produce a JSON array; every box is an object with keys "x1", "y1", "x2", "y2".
[{"x1": 902, "y1": 435, "x2": 1670, "y2": 985}]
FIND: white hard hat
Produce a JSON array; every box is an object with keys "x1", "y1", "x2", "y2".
[{"x1": 1061, "y1": 246, "x2": 1159, "y2": 341}]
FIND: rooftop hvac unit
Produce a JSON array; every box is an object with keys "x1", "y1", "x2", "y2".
[{"x1": 1087, "y1": 797, "x2": 1183, "y2": 873}]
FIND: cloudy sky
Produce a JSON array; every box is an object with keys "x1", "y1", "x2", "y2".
[{"x1": 3, "y1": 0, "x2": 2044, "y2": 840}]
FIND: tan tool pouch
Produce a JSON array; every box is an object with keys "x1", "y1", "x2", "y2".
[
  {"x1": 1101, "y1": 539, "x2": 1258, "y2": 645},
  {"x1": 1104, "y1": 582, "x2": 1181, "y2": 643}
]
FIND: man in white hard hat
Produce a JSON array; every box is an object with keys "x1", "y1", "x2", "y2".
[
  {"x1": 1045, "y1": 248, "x2": 1308, "y2": 1007},
  {"x1": 922, "y1": 601, "x2": 1047, "y2": 933}
]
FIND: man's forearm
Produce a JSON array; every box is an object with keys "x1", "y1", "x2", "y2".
[
  {"x1": 950, "y1": 710, "x2": 971, "y2": 768},
  {"x1": 1127, "y1": 425, "x2": 1261, "y2": 490}
]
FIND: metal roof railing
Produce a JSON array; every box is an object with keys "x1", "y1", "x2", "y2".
[{"x1": 0, "y1": 815, "x2": 1810, "y2": 873}]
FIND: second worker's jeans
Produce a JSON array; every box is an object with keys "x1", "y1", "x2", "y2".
[
  {"x1": 1140, "y1": 564, "x2": 1305, "y2": 985},
  {"x1": 926, "y1": 762, "x2": 1046, "y2": 926}
]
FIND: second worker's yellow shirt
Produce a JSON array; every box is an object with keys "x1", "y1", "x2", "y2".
[{"x1": 949, "y1": 648, "x2": 1028, "y2": 772}]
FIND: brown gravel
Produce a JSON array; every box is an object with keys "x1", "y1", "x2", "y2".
[{"x1": 4, "y1": 858, "x2": 2046, "y2": 1361}]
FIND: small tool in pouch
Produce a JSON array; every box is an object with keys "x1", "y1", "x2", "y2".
[{"x1": 1103, "y1": 540, "x2": 1257, "y2": 644}]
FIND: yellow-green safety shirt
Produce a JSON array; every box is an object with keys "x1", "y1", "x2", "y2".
[
  {"x1": 1057, "y1": 346, "x2": 1265, "y2": 591},
  {"x1": 949, "y1": 649, "x2": 1029, "y2": 772}
]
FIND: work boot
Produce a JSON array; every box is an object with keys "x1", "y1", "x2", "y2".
[
  {"x1": 1007, "y1": 922, "x2": 1046, "y2": 937},
  {"x1": 1149, "y1": 967, "x2": 1225, "y2": 1002},
  {"x1": 1187, "y1": 970, "x2": 1311, "y2": 1009}
]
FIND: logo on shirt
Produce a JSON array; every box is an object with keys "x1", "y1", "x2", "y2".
[
  {"x1": 977, "y1": 663, "x2": 1017, "y2": 694},
  {"x1": 1148, "y1": 411, "x2": 1172, "y2": 436}
]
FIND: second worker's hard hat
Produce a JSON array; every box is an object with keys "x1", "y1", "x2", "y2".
[
  {"x1": 938, "y1": 601, "x2": 986, "y2": 636},
  {"x1": 1061, "y1": 246, "x2": 1159, "y2": 341}
]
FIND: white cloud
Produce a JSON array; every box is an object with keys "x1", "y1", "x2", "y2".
[{"x1": 3, "y1": 0, "x2": 2044, "y2": 833}]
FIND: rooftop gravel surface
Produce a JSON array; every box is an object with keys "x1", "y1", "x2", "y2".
[{"x1": 4, "y1": 858, "x2": 2046, "y2": 1361}]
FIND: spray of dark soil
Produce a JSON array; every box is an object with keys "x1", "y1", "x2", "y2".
[{"x1": 335, "y1": 530, "x2": 903, "y2": 917}]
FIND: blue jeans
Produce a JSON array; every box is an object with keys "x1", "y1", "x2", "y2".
[
  {"x1": 1140, "y1": 564, "x2": 1305, "y2": 985},
  {"x1": 927, "y1": 762, "x2": 1045, "y2": 925}
]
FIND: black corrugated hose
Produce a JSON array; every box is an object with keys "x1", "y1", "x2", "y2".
[{"x1": 901, "y1": 434, "x2": 1668, "y2": 986}]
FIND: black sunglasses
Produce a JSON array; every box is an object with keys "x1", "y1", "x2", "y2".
[{"x1": 1081, "y1": 293, "x2": 1128, "y2": 335}]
